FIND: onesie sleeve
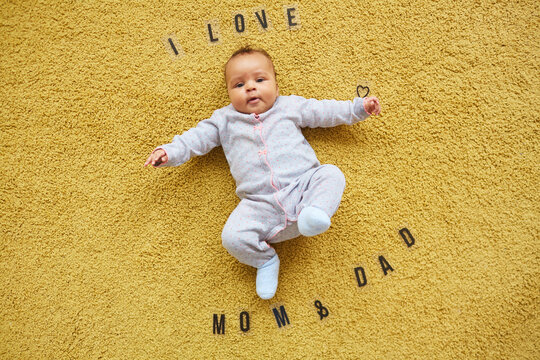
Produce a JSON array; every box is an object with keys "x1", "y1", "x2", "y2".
[
  {"x1": 154, "y1": 112, "x2": 221, "y2": 167},
  {"x1": 290, "y1": 95, "x2": 370, "y2": 128}
]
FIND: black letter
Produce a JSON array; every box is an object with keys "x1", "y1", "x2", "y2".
[
  {"x1": 354, "y1": 266, "x2": 367, "y2": 287},
  {"x1": 379, "y1": 255, "x2": 394, "y2": 276},
  {"x1": 399, "y1": 228, "x2": 415, "y2": 247},
  {"x1": 168, "y1": 38, "x2": 179, "y2": 56},
  {"x1": 239, "y1": 311, "x2": 250, "y2": 332},
  {"x1": 286, "y1": 7, "x2": 298, "y2": 27},
  {"x1": 207, "y1": 23, "x2": 219, "y2": 42},
  {"x1": 234, "y1": 14, "x2": 245, "y2": 33},
  {"x1": 272, "y1": 306, "x2": 290, "y2": 328},
  {"x1": 255, "y1": 10, "x2": 268, "y2": 29},
  {"x1": 213, "y1": 314, "x2": 225, "y2": 334}
]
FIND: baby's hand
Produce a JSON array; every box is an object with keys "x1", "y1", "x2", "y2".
[
  {"x1": 363, "y1": 96, "x2": 381, "y2": 116},
  {"x1": 144, "y1": 148, "x2": 168, "y2": 167}
]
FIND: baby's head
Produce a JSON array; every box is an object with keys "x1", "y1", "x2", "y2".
[{"x1": 224, "y1": 46, "x2": 279, "y2": 114}]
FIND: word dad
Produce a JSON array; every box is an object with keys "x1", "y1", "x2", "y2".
[{"x1": 212, "y1": 227, "x2": 416, "y2": 334}]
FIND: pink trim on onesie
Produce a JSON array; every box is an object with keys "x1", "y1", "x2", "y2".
[{"x1": 252, "y1": 113, "x2": 296, "y2": 243}]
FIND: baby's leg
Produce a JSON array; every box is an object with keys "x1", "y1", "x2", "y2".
[
  {"x1": 221, "y1": 198, "x2": 281, "y2": 268},
  {"x1": 221, "y1": 198, "x2": 283, "y2": 299},
  {"x1": 296, "y1": 164, "x2": 346, "y2": 236}
]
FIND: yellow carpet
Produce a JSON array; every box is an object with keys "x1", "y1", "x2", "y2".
[{"x1": 1, "y1": 0, "x2": 538, "y2": 358}]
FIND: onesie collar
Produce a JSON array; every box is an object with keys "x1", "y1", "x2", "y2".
[{"x1": 226, "y1": 96, "x2": 283, "y2": 121}]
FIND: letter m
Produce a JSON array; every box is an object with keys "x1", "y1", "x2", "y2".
[
  {"x1": 272, "y1": 306, "x2": 290, "y2": 328},
  {"x1": 213, "y1": 314, "x2": 225, "y2": 335}
]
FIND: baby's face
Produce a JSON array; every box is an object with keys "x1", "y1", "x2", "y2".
[{"x1": 225, "y1": 52, "x2": 279, "y2": 114}]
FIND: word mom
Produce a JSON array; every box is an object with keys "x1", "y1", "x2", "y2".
[
  {"x1": 213, "y1": 305, "x2": 292, "y2": 335},
  {"x1": 213, "y1": 300, "x2": 330, "y2": 335}
]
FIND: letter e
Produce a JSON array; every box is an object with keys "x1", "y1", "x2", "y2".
[{"x1": 283, "y1": 5, "x2": 301, "y2": 30}]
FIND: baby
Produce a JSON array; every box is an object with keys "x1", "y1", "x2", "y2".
[{"x1": 144, "y1": 46, "x2": 381, "y2": 299}]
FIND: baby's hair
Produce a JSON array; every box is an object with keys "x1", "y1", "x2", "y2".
[{"x1": 224, "y1": 45, "x2": 277, "y2": 82}]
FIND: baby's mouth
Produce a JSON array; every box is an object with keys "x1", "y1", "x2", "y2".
[{"x1": 248, "y1": 97, "x2": 260, "y2": 104}]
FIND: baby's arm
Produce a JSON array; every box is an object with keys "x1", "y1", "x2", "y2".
[
  {"x1": 292, "y1": 95, "x2": 380, "y2": 128},
  {"x1": 144, "y1": 113, "x2": 221, "y2": 168}
]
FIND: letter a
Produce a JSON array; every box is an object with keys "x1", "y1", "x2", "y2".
[{"x1": 379, "y1": 255, "x2": 394, "y2": 276}]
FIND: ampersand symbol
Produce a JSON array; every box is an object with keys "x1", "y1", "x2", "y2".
[{"x1": 314, "y1": 300, "x2": 329, "y2": 320}]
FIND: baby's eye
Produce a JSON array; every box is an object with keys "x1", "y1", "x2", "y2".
[
  {"x1": 256, "y1": 78, "x2": 264, "y2": 82},
  {"x1": 235, "y1": 83, "x2": 244, "y2": 88}
]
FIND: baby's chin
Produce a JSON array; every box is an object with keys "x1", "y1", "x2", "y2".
[{"x1": 234, "y1": 101, "x2": 274, "y2": 115}]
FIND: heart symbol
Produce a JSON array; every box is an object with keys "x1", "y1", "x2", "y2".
[{"x1": 356, "y1": 85, "x2": 370, "y2": 98}]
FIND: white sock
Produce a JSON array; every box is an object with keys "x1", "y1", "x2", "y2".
[
  {"x1": 256, "y1": 254, "x2": 280, "y2": 300},
  {"x1": 298, "y1": 206, "x2": 331, "y2": 237}
]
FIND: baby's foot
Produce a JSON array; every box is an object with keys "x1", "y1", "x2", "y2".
[
  {"x1": 298, "y1": 206, "x2": 331, "y2": 237},
  {"x1": 256, "y1": 255, "x2": 280, "y2": 300}
]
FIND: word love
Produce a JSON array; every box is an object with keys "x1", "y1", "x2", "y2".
[
  {"x1": 213, "y1": 301, "x2": 328, "y2": 335},
  {"x1": 164, "y1": 5, "x2": 301, "y2": 59},
  {"x1": 206, "y1": 5, "x2": 301, "y2": 43},
  {"x1": 212, "y1": 228, "x2": 417, "y2": 335}
]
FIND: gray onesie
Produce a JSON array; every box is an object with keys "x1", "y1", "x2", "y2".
[{"x1": 155, "y1": 95, "x2": 370, "y2": 268}]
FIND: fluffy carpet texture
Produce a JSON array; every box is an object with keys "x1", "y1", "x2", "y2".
[{"x1": 1, "y1": 0, "x2": 538, "y2": 358}]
